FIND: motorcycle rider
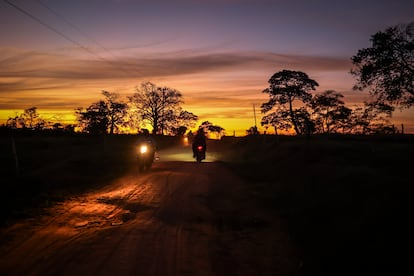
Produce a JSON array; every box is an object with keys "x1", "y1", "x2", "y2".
[
  {"x1": 137, "y1": 129, "x2": 157, "y2": 160},
  {"x1": 192, "y1": 128, "x2": 207, "y2": 158}
]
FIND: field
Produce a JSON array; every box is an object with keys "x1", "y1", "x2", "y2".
[
  {"x1": 1, "y1": 132, "x2": 412, "y2": 275},
  {"x1": 221, "y1": 134, "x2": 412, "y2": 275}
]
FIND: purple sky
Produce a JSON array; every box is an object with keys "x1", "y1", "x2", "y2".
[{"x1": 1, "y1": 0, "x2": 413, "y2": 134}]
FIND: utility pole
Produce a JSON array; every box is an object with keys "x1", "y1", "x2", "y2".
[
  {"x1": 253, "y1": 104, "x2": 259, "y2": 135},
  {"x1": 253, "y1": 104, "x2": 257, "y2": 128}
]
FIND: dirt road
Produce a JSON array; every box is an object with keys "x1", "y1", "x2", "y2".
[{"x1": 0, "y1": 159, "x2": 301, "y2": 275}]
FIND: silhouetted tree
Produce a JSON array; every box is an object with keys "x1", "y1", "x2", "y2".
[
  {"x1": 261, "y1": 108, "x2": 292, "y2": 135},
  {"x1": 76, "y1": 101, "x2": 109, "y2": 134},
  {"x1": 6, "y1": 116, "x2": 21, "y2": 129},
  {"x1": 200, "y1": 121, "x2": 225, "y2": 139},
  {"x1": 160, "y1": 110, "x2": 197, "y2": 135},
  {"x1": 33, "y1": 118, "x2": 47, "y2": 130},
  {"x1": 200, "y1": 121, "x2": 213, "y2": 130},
  {"x1": 348, "y1": 102, "x2": 394, "y2": 134},
  {"x1": 292, "y1": 107, "x2": 315, "y2": 136},
  {"x1": 21, "y1": 107, "x2": 39, "y2": 129},
  {"x1": 329, "y1": 105, "x2": 353, "y2": 134},
  {"x1": 101, "y1": 91, "x2": 128, "y2": 134},
  {"x1": 351, "y1": 22, "x2": 414, "y2": 110},
  {"x1": 261, "y1": 70, "x2": 319, "y2": 135},
  {"x1": 76, "y1": 91, "x2": 127, "y2": 134},
  {"x1": 6, "y1": 107, "x2": 45, "y2": 130},
  {"x1": 172, "y1": 126, "x2": 188, "y2": 137},
  {"x1": 123, "y1": 110, "x2": 145, "y2": 134},
  {"x1": 310, "y1": 90, "x2": 351, "y2": 133},
  {"x1": 246, "y1": 126, "x2": 259, "y2": 135},
  {"x1": 177, "y1": 110, "x2": 198, "y2": 129},
  {"x1": 209, "y1": 125, "x2": 225, "y2": 139},
  {"x1": 168, "y1": 111, "x2": 198, "y2": 136},
  {"x1": 129, "y1": 82, "x2": 184, "y2": 135}
]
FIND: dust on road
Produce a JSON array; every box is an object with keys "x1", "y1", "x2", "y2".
[{"x1": 0, "y1": 159, "x2": 301, "y2": 275}]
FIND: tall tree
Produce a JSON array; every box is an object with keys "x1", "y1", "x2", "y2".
[
  {"x1": 101, "y1": 91, "x2": 128, "y2": 134},
  {"x1": 291, "y1": 107, "x2": 315, "y2": 136},
  {"x1": 261, "y1": 70, "x2": 319, "y2": 135},
  {"x1": 76, "y1": 91, "x2": 127, "y2": 134},
  {"x1": 128, "y1": 82, "x2": 184, "y2": 135},
  {"x1": 310, "y1": 90, "x2": 351, "y2": 133},
  {"x1": 22, "y1": 107, "x2": 39, "y2": 129},
  {"x1": 76, "y1": 101, "x2": 109, "y2": 135},
  {"x1": 351, "y1": 22, "x2": 414, "y2": 109}
]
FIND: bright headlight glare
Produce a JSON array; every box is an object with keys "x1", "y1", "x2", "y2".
[{"x1": 140, "y1": 145, "x2": 148, "y2": 154}]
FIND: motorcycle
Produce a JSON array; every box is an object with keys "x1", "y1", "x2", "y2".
[
  {"x1": 137, "y1": 142, "x2": 155, "y2": 172},
  {"x1": 194, "y1": 145, "x2": 206, "y2": 162}
]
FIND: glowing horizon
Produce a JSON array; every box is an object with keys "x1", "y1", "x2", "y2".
[{"x1": 1, "y1": 0, "x2": 413, "y2": 134}]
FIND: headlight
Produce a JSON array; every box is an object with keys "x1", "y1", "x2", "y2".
[{"x1": 140, "y1": 145, "x2": 148, "y2": 154}]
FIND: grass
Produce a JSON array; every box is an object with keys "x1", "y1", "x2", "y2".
[{"x1": 220, "y1": 134, "x2": 413, "y2": 276}]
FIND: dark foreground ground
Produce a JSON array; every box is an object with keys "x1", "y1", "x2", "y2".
[
  {"x1": 0, "y1": 133, "x2": 412, "y2": 275},
  {"x1": 221, "y1": 134, "x2": 412, "y2": 275},
  {"x1": 0, "y1": 161, "x2": 302, "y2": 275}
]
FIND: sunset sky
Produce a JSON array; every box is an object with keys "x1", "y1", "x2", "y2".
[{"x1": 1, "y1": 0, "x2": 413, "y2": 135}]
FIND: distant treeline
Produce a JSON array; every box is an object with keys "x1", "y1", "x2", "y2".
[{"x1": 2, "y1": 82, "x2": 199, "y2": 136}]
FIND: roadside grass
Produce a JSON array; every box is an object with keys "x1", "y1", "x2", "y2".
[
  {"x1": 0, "y1": 133, "x2": 180, "y2": 226},
  {"x1": 220, "y1": 134, "x2": 413, "y2": 276}
]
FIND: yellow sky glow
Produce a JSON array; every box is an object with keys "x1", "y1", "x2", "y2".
[{"x1": 1, "y1": 49, "x2": 413, "y2": 134}]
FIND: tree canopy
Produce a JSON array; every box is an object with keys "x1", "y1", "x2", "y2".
[
  {"x1": 71, "y1": 83, "x2": 200, "y2": 135},
  {"x1": 102, "y1": 91, "x2": 128, "y2": 134},
  {"x1": 261, "y1": 70, "x2": 319, "y2": 135},
  {"x1": 351, "y1": 22, "x2": 414, "y2": 109},
  {"x1": 310, "y1": 90, "x2": 351, "y2": 134},
  {"x1": 260, "y1": 70, "x2": 396, "y2": 135},
  {"x1": 6, "y1": 107, "x2": 47, "y2": 130},
  {"x1": 129, "y1": 82, "x2": 196, "y2": 135},
  {"x1": 199, "y1": 121, "x2": 225, "y2": 139},
  {"x1": 76, "y1": 91, "x2": 127, "y2": 135}
]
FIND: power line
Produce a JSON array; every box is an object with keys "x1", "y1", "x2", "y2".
[
  {"x1": 34, "y1": 0, "x2": 146, "y2": 77},
  {"x1": 3, "y1": 0, "x2": 138, "y2": 77},
  {"x1": 35, "y1": 0, "x2": 114, "y2": 57},
  {"x1": 4, "y1": 0, "x2": 98, "y2": 58}
]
